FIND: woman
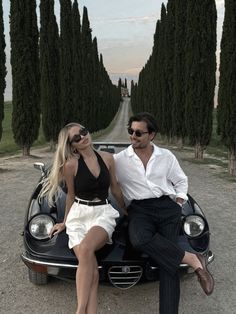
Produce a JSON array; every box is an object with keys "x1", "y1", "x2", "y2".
[{"x1": 40, "y1": 122, "x2": 126, "y2": 314}]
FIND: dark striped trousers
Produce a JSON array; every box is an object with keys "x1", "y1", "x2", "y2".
[{"x1": 128, "y1": 196, "x2": 185, "y2": 314}]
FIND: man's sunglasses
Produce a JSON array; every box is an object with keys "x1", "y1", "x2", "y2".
[
  {"x1": 70, "y1": 128, "x2": 89, "y2": 144},
  {"x1": 127, "y1": 128, "x2": 149, "y2": 137}
]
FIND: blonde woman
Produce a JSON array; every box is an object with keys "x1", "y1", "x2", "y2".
[{"x1": 40, "y1": 122, "x2": 126, "y2": 314}]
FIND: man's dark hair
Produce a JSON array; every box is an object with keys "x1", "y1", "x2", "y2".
[{"x1": 128, "y1": 112, "x2": 158, "y2": 133}]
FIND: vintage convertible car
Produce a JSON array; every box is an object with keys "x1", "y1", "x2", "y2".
[{"x1": 21, "y1": 142, "x2": 214, "y2": 289}]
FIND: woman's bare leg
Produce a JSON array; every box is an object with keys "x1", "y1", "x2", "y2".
[
  {"x1": 86, "y1": 259, "x2": 99, "y2": 314},
  {"x1": 73, "y1": 226, "x2": 108, "y2": 314}
]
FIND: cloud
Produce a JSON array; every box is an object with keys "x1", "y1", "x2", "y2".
[
  {"x1": 93, "y1": 15, "x2": 158, "y2": 25},
  {"x1": 111, "y1": 67, "x2": 142, "y2": 76}
]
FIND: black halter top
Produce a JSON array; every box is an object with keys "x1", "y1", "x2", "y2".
[{"x1": 74, "y1": 151, "x2": 110, "y2": 201}]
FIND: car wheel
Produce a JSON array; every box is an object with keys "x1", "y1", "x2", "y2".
[{"x1": 28, "y1": 269, "x2": 48, "y2": 285}]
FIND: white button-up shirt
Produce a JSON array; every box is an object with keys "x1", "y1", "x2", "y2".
[{"x1": 114, "y1": 144, "x2": 188, "y2": 203}]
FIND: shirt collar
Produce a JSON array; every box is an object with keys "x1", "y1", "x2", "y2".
[{"x1": 127, "y1": 143, "x2": 162, "y2": 157}]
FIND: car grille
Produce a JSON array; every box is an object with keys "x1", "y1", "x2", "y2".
[{"x1": 108, "y1": 265, "x2": 143, "y2": 289}]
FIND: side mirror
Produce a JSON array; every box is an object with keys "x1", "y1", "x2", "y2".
[{"x1": 34, "y1": 162, "x2": 46, "y2": 176}]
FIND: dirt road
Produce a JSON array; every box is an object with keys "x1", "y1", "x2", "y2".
[
  {"x1": 0, "y1": 100, "x2": 236, "y2": 313},
  {"x1": 95, "y1": 97, "x2": 130, "y2": 142}
]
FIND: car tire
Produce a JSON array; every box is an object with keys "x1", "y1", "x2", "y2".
[{"x1": 28, "y1": 269, "x2": 48, "y2": 285}]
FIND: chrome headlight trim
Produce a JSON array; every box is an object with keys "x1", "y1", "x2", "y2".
[
  {"x1": 28, "y1": 214, "x2": 55, "y2": 240},
  {"x1": 183, "y1": 215, "x2": 205, "y2": 238},
  {"x1": 27, "y1": 198, "x2": 41, "y2": 221}
]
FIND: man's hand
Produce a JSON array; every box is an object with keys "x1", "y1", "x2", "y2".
[
  {"x1": 176, "y1": 197, "x2": 184, "y2": 207},
  {"x1": 123, "y1": 208, "x2": 128, "y2": 216}
]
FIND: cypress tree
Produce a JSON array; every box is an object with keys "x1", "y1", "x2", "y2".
[
  {"x1": 152, "y1": 20, "x2": 162, "y2": 130},
  {"x1": 140, "y1": 57, "x2": 153, "y2": 112},
  {"x1": 72, "y1": 0, "x2": 83, "y2": 122},
  {"x1": 158, "y1": 4, "x2": 167, "y2": 136},
  {"x1": 217, "y1": 0, "x2": 236, "y2": 175},
  {"x1": 130, "y1": 80, "x2": 136, "y2": 111},
  {"x1": 0, "y1": 0, "x2": 6, "y2": 141},
  {"x1": 149, "y1": 19, "x2": 160, "y2": 122},
  {"x1": 172, "y1": 0, "x2": 187, "y2": 146},
  {"x1": 136, "y1": 69, "x2": 144, "y2": 113},
  {"x1": 98, "y1": 54, "x2": 111, "y2": 130},
  {"x1": 131, "y1": 17, "x2": 161, "y2": 118},
  {"x1": 40, "y1": 0, "x2": 60, "y2": 149},
  {"x1": 98, "y1": 53, "x2": 119, "y2": 130},
  {"x1": 60, "y1": 0, "x2": 73, "y2": 126},
  {"x1": 162, "y1": 0, "x2": 175, "y2": 141},
  {"x1": 91, "y1": 37, "x2": 100, "y2": 132},
  {"x1": 133, "y1": 82, "x2": 138, "y2": 112},
  {"x1": 185, "y1": 0, "x2": 216, "y2": 159},
  {"x1": 10, "y1": 0, "x2": 40, "y2": 156},
  {"x1": 118, "y1": 78, "x2": 122, "y2": 89},
  {"x1": 81, "y1": 6, "x2": 94, "y2": 129},
  {"x1": 132, "y1": 6, "x2": 167, "y2": 125},
  {"x1": 118, "y1": 78, "x2": 122, "y2": 100}
]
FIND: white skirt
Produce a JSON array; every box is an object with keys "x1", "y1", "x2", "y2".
[{"x1": 65, "y1": 201, "x2": 120, "y2": 249}]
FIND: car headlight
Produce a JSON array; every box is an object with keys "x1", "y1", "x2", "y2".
[
  {"x1": 183, "y1": 215, "x2": 205, "y2": 238},
  {"x1": 29, "y1": 214, "x2": 55, "y2": 240}
]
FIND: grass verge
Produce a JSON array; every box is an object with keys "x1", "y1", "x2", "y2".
[
  {"x1": 1, "y1": 102, "x2": 236, "y2": 182},
  {"x1": 0, "y1": 101, "x2": 47, "y2": 157}
]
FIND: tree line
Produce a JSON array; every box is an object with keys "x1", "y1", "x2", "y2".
[
  {"x1": 217, "y1": 0, "x2": 236, "y2": 176},
  {"x1": 0, "y1": 0, "x2": 121, "y2": 155},
  {"x1": 0, "y1": 0, "x2": 236, "y2": 174},
  {"x1": 131, "y1": 0, "x2": 236, "y2": 176},
  {"x1": 131, "y1": 0, "x2": 216, "y2": 159}
]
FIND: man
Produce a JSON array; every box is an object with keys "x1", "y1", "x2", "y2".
[{"x1": 114, "y1": 112, "x2": 214, "y2": 314}]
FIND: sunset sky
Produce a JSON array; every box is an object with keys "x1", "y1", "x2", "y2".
[{"x1": 3, "y1": 0, "x2": 225, "y2": 100}]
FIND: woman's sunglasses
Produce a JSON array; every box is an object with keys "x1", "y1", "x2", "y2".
[
  {"x1": 127, "y1": 127, "x2": 149, "y2": 137},
  {"x1": 70, "y1": 128, "x2": 89, "y2": 144}
]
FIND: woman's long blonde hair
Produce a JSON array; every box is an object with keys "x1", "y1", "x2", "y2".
[{"x1": 40, "y1": 122, "x2": 81, "y2": 206}]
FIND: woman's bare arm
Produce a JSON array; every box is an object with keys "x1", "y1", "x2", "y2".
[
  {"x1": 103, "y1": 152, "x2": 127, "y2": 215},
  {"x1": 49, "y1": 158, "x2": 77, "y2": 237}
]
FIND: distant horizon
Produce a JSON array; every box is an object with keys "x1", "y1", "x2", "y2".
[{"x1": 3, "y1": 0, "x2": 224, "y2": 101}]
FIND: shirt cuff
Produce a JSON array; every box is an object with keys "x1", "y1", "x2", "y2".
[{"x1": 175, "y1": 193, "x2": 188, "y2": 203}]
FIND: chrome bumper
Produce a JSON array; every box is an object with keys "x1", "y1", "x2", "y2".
[
  {"x1": 150, "y1": 250, "x2": 214, "y2": 270},
  {"x1": 21, "y1": 250, "x2": 214, "y2": 272},
  {"x1": 21, "y1": 252, "x2": 79, "y2": 269}
]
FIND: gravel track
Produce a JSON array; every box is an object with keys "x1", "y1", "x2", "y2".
[{"x1": 0, "y1": 99, "x2": 235, "y2": 313}]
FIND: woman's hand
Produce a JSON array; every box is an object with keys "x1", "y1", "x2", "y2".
[{"x1": 49, "y1": 222, "x2": 66, "y2": 238}]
